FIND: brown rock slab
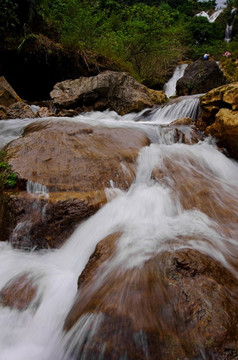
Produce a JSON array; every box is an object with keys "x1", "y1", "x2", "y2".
[{"x1": 5, "y1": 121, "x2": 149, "y2": 191}]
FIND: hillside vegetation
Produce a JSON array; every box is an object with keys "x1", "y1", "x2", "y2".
[{"x1": 1, "y1": 0, "x2": 238, "y2": 87}]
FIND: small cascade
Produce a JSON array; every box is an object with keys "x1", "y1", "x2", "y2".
[
  {"x1": 138, "y1": 95, "x2": 202, "y2": 124},
  {"x1": 163, "y1": 64, "x2": 188, "y2": 98},
  {"x1": 225, "y1": 24, "x2": 233, "y2": 42},
  {"x1": 196, "y1": 8, "x2": 224, "y2": 22},
  {"x1": 10, "y1": 181, "x2": 49, "y2": 249},
  {"x1": 0, "y1": 118, "x2": 36, "y2": 150},
  {"x1": 27, "y1": 180, "x2": 49, "y2": 196}
]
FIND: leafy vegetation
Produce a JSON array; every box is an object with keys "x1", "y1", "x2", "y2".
[
  {"x1": 1, "y1": 0, "x2": 238, "y2": 85},
  {"x1": 0, "y1": 151, "x2": 18, "y2": 191}
]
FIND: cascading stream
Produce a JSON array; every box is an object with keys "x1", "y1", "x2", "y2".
[
  {"x1": 163, "y1": 63, "x2": 188, "y2": 98},
  {"x1": 0, "y1": 96, "x2": 237, "y2": 359}
]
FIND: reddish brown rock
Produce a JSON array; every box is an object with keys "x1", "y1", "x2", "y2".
[
  {"x1": 0, "y1": 273, "x2": 37, "y2": 310},
  {"x1": 2, "y1": 121, "x2": 148, "y2": 249},
  {"x1": 64, "y1": 246, "x2": 238, "y2": 360},
  {"x1": 4, "y1": 190, "x2": 107, "y2": 249},
  {"x1": 5, "y1": 121, "x2": 149, "y2": 191}
]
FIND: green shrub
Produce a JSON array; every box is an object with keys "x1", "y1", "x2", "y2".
[{"x1": 0, "y1": 151, "x2": 18, "y2": 190}]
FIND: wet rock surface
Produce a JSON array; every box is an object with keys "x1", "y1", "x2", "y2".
[
  {"x1": 64, "y1": 245, "x2": 238, "y2": 360},
  {"x1": 50, "y1": 71, "x2": 167, "y2": 115},
  {"x1": 176, "y1": 60, "x2": 227, "y2": 96},
  {"x1": 6, "y1": 191, "x2": 107, "y2": 249},
  {"x1": 5, "y1": 121, "x2": 149, "y2": 191},
  {"x1": 1, "y1": 121, "x2": 148, "y2": 248}
]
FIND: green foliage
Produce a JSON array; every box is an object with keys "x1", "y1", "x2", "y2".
[
  {"x1": 185, "y1": 16, "x2": 224, "y2": 44},
  {"x1": 0, "y1": 151, "x2": 18, "y2": 190},
  {"x1": 1, "y1": 0, "x2": 236, "y2": 87},
  {"x1": 220, "y1": 47, "x2": 238, "y2": 81},
  {"x1": 0, "y1": 0, "x2": 19, "y2": 40}
]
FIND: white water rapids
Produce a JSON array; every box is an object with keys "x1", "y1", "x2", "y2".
[{"x1": 0, "y1": 96, "x2": 238, "y2": 359}]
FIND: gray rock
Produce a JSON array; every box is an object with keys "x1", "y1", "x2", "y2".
[
  {"x1": 50, "y1": 71, "x2": 166, "y2": 115},
  {"x1": 176, "y1": 60, "x2": 227, "y2": 96}
]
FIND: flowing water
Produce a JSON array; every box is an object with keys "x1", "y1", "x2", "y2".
[
  {"x1": 225, "y1": 8, "x2": 237, "y2": 42},
  {"x1": 0, "y1": 96, "x2": 238, "y2": 359},
  {"x1": 163, "y1": 63, "x2": 188, "y2": 98},
  {"x1": 196, "y1": 8, "x2": 224, "y2": 22}
]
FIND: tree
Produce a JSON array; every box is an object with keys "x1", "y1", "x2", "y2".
[{"x1": 185, "y1": 16, "x2": 223, "y2": 44}]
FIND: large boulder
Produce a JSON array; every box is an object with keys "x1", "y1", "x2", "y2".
[
  {"x1": 2, "y1": 120, "x2": 149, "y2": 248},
  {"x1": 176, "y1": 60, "x2": 227, "y2": 96},
  {"x1": 5, "y1": 120, "x2": 149, "y2": 191},
  {"x1": 50, "y1": 71, "x2": 167, "y2": 115},
  {"x1": 200, "y1": 82, "x2": 238, "y2": 160},
  {"x1": 64, "y1": 242, "x2": 238, "y2": 360}
]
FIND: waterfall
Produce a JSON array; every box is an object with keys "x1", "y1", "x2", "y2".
[
  {"x1": 0, "y1": 98, "x2": 238, "y2": 359},
  {"x1": 225, "y1": 23, "x2": 233, "y2": 42},
  {"x1": 163, "y1": 63, "x2": 188, "y2": 98},
  {"x1": 138, "y1": 94, "x2": 201, "y2": 124},
  {"x1": 196, "y1": 8, "x2": 224, "y2": 22},
  {"x1": 225, "y1": 8, "x2": 237, "y2": 42},
  {"x1": 27, "y1": 181, "x2": 49, "y2": 196}
]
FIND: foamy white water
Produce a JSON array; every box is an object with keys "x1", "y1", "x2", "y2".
[
  {"x1": 163, "y1": 64, "x2": 188, "y2": 98},
  {"x1": 0, "y1": 97, "x2": 238, "y2": 359},
  {"x1": 27, "y1": 181, "x2": 49, "y2": 196},
  {"x1": 196, "y1": 8, "x2": 224, "y2": 22}
]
